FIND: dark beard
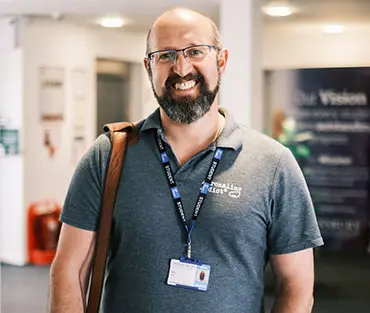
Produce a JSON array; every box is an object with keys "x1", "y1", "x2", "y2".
[{"x1": 150, "y1": 71, "x2": 220, "y2": 124}]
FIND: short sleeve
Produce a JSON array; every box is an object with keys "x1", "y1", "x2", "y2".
[
  {"x1": 60, "y1": 134, "x2": 111, "y2": 231},
  {"x1": 268, "y1": 148, "x2": 324, "y2": 254}
]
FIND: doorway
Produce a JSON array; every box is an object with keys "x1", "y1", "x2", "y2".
[{"x1": 96, "y1": 59, "x2": 129, "y2": 135}]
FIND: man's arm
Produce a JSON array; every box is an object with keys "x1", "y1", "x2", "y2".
[
  {"x1": 48, "y1": 223, "x2": 96, "y2": 313},
  {"x1": 270, "y1": 248, "x2": 315, "y2": 313}
]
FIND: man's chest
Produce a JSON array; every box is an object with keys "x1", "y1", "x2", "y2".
[{"x1": 111, "y1": 151, "x2": 271, "y2": 252}]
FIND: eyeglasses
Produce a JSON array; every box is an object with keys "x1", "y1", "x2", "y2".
[{"x1": 147, "y1": 44, "x2": 218, "y2": 66}]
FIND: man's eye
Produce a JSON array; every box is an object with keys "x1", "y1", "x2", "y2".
[
  {"x1": 159, "y1": 53, "x2": 173, "y2": 60},
  {"x1": 188, "y1": 49, "x2": 202, "y2": 56}
]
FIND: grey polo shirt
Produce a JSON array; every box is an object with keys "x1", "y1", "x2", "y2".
[{"x1": 61, "y1": 107, "x2": 323, "y2": 313}]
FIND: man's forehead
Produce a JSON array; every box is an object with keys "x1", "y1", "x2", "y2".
[
  {"x1": 149, "y1": 10, "x2": 213, "y2": 49},
  {"x1": 153, "y1": 30, "x2": 210, "y2": 47}
]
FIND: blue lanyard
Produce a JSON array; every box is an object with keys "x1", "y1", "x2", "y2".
[{"x1": 156, "y1": 134, "x2": 224, "y2": 258}]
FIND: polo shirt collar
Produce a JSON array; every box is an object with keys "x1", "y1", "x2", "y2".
[
  {"x1": 140, "y1": 108, "x2": 162, "y2": 132},
  {"x1": 217, "y1": 107, "x2": 243, "y2": 150},
  {"x1": 140, "y1": 107, "x2": 243, "y2": 150}
]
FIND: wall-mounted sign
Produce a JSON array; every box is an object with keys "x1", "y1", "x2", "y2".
[
  {"x1": 266, "y1": 67, "x2": 370, "y2": 254},
  {"x1": 0, "y1": 128, "x2": 19, "y2": 155},
  {"x1": 39, "y1": 67, "x2": 65, "y2": 123}
]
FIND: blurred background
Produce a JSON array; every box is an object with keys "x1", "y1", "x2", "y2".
[{"x1": 0, "y1": 0, "x2": 369, "y2": 312}]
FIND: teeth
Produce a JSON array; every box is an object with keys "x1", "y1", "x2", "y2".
[{"x1": 175, "y1": 80, "x2": 196, "y2": 90}]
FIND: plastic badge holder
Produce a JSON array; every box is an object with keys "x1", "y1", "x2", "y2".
[{"x1": 167, "y1": 257, "x2": 211, "y2": 291}]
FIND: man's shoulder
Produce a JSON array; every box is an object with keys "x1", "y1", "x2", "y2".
[{"x1": 239, "y1": 124, "x2": 286, "y2": 158}]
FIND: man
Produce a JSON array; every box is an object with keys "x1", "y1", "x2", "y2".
[{"x1": 49, "y1": 8, "x2": 323, "y2": 313}]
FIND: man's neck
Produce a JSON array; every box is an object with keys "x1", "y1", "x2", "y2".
[
  {"x1": 160, "y1": 104, "x2": 222, "y2": 147},
  {"x1": 160, "y1": 104, "x2": 224, "y2": 165}
]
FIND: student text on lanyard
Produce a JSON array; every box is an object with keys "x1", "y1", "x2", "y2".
[{"x1": 156, "y1": 133, "x2": 224, "y2": 259}]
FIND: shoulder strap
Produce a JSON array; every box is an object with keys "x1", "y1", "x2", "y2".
[
  {"x1": 86, "y1": 122, "x2": 138, "y2": 313},
  {"x1": 103, "y1": 121, "x2": 139, "y2": 146}
]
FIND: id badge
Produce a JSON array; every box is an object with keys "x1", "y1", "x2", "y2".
[{"x1": 167, "y1": 257, "x2": 211, "y2": 291}]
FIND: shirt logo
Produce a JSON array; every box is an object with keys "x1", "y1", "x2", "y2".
[{"x1": 208, "y1": 181, "x2": 243, "y2": 198}]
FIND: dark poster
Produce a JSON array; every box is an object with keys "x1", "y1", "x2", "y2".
[{"x1": 266, "y1": 67, "x2": 370, "y2": 253}]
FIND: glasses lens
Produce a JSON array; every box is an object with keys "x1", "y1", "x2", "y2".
[
  {"x1": 153, "y1": 51, "x2": 177, "y2": 64},
  {"x1": 185, "y1": 46, "x2": 210, "y2": 60}
]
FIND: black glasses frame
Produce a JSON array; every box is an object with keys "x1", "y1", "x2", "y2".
[{"x1": 147, "y1": 44, "x2": 218, "y2": 61}]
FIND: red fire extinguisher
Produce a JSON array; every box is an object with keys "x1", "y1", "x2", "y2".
[{"x1": 28, "y1": 200, "x2": 62, "y2": 265}]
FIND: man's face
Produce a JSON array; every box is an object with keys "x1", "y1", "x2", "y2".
[
  {"x1": 200, "y1": 271, "x2": 205, "y2": 281},
  {"x1": 144, "y1": 15, "x2": 227, "y2": 124}
]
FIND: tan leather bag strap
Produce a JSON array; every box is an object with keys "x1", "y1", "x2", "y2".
[{"x1": 86, "y1": 122, "x2": 138, "y2": 313}]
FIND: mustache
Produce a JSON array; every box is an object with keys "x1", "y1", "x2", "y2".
[{"x1": 165, "y1": 72, "x2": 205, "y2": 87}]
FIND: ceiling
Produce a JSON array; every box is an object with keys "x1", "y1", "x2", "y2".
[
  {"x1": 265, "y1": 0, "x2": 370, "y2": 26},
  {"x1": 0, "y1": 0, "x2": 369, "y2": 32}
]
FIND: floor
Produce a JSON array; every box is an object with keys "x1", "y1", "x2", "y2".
[{"x1": 1, "y1": 254, "x2": 370, "y2": 313}]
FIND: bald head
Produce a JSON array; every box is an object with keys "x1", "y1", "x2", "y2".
[{"x1": 145, "y1": 8, "x2": 221, "y2": 55}]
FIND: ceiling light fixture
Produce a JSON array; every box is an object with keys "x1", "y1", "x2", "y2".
[
  {"x1": 323, "y1": 25, "x2": 343, "y2": 34},
  {"x1": 261, "y1": 3, "x2": 295, "y2": 17},
  {"x1": 99, "y1": 17, "x2": 125, "y2": 28}
]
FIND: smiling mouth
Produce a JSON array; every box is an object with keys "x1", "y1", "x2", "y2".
[{"x1": 173, "y1": 80, "x2": 197, "y2": 91}]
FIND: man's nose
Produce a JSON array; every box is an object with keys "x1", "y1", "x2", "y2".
[{"x1": 172, "y1": 52, "x2": 193, "y2": 77}]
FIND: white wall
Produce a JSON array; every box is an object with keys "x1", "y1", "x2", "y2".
[
  {"x1": 0, "y1": 49, "x2": 25, "y2": 265},
  {"x1": 0, "y1": 19, "x2": 156, "y2": 265},
  {"x1": 0, "y1": 17, "x2": 16, "y2": 53},
  {"x1": 263, "y1": 23, "x2": 370, "y2": 69},
  {"x1": 22, "y1": 19, "x2": 151, "y2": 212}
]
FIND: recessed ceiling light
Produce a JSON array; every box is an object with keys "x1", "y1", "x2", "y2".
[
  {"x1": 99, "y1": 17, "x2": 125, "y2": 28},
  {"x1": 261, "y1": 4, "x2": 295, "y2": 17},
  {"x1": 323, "y1": 25, "x2": 343, "y2": 34}
]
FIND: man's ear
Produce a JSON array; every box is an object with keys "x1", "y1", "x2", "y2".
[
  {"x1": 218, "y1": 48, "x2": 229, "y2": 74},
  {"x1": 144, "y1": 58, "x2": 151, "y2": 77}
]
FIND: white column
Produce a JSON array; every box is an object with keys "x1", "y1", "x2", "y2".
[
  {"x1": 0, "y1": 49, "x2": 25, "y2": 265},
  {"x1": 0, "y1": 17, "x2": 17, "y2": 54},
  {"x1": 219, "y1": 0, "x2": 264, "y2": 131}
]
